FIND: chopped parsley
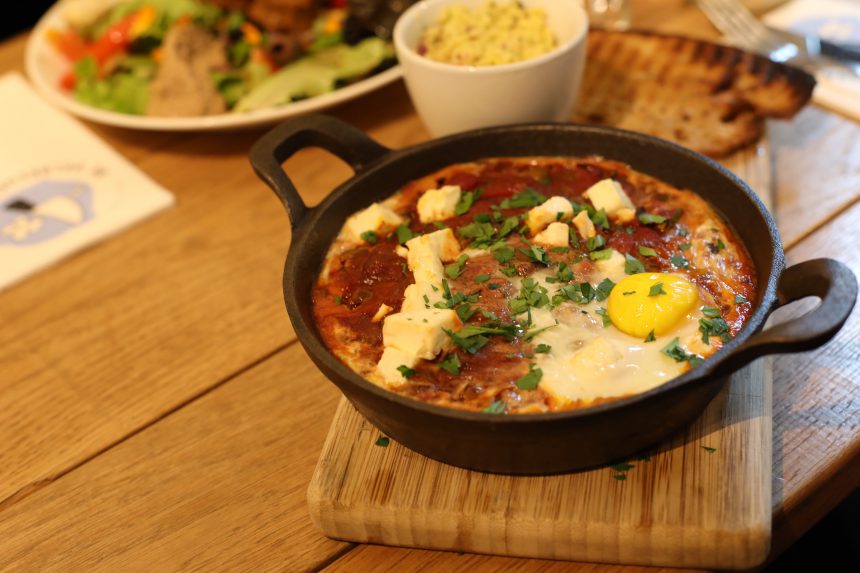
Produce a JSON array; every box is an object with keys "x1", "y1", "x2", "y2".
[
  {"x1": 333, "y1": 295, "x2": 342, "y2": 305},
  {"x1": 648, "y1": 282, "x2": 667, "y2": 296},
  {"x1": 510, "y1": 277, "x2": 549, "y2": 314},
  {"x1": 534, "y1": 343, "x2": 551, "y2": 353},
  {"x1": 397, "y1": 365, "x2": 416, "y2": 378},
  {"x1": 444, "y1": 327, "x2": 490, "y2": 354},
  {"x1": 432, "y1": 221, "x2": 448, "y2": 229},
  {"x1": 679, "y1": 242, "x2": 692, "y2": 251},
  {"x1": 499, "y1": 188, "x2": 546, "y2": 209},
  {"x1": 568, "y1": 226, "x2": 581, "y2": 247},
  {"x1": 490, "y1": 242, "x2": 515, "y2": 263},
  {"x1": 735, "y1": 294, "x2": 749, "y2": 304},
  {"x1": 458, "y1": 221, "x2": 496, "y2": 247},
  {"x1": 455, "y1": 302, "x2": 477, "y2": 322},
  {"x1": 707, "y1": 238, "x2": 726, "y2": 253},
  {"x1": 625, "y1": 226, "x2": 634, "y2": 235},
  {"x1": 360, "y1": 230, "x2": 378, "y2": 244},
  {"x1": 610, "y1": 462, "x2": 634, "y2": 472},
  {"x1": 519, "y1": 243, "x2": 551, "y2": 266},
  {"x1": 638, "y1": 245, "x2": 658, "y2": 257},
  {"x1": 444, "y1": 254, "x2": 469, "y2": 280},
  {"x1": 515, "y1": 363, "x2": 543, "y2": 390},
  {"x1": 498, "y1": 216, "x2": 520, "y2": 238},
  {"x1": 586, "y1": 234, "x2": 606, "y2": 251},
  {"x1": 595, "y1": 278, "x2": 615, "y2": 301},
  {"x1": 474, "y1": 274, "x2": 492, "y2": 284},
  {"x1": 395, "y1": 223, "x2": 417, "y2": 245},
  {"x1": 454, "y1": 188, "x2": 482, "y2": 216},
  {"x1": 552, "y1": 282, "x2": 594, "y2": 305},
  {"x1": 624, "y1": 254, "x2": 646, "y2": 274},
  {"x1": 482, "y1": 400, "x2": 506, "y2": 414},
  {"x1": 590, "y1": 248, "x2": 614, "y2": 261},
  {"x1": 488, "y1": 282, "x2": 502, "y2": 290},
  {"x1": 473, "y1": 213, "x2": 491, "y2": 223},
  {"x1": 596, "y1": 307, "x2": 612, "y2": 327},
  {"x1": 660, "y1": 337, "x2": 703, "y2": 367},
  {"x1": 591, "y1": 208, "x2": 610, "y2": 229},
  {"x1": 644, "y1": 330, "x2": 656, "y2": 342},
  {"x1": 622, "y1": 290, "x2": 636, "y2": 296},
  {"x1": 701, "y1": 306, "x2": 721, "y2": 318},
  {"x1": 701, "y1": 445, "x2": 717, "y2": 453},
  {"x1": 699, "y1": 316, "x2": 731, "y2": 345},
  {"x1": 500, "y1": 265, "x2": 518, "y2": 277},
  {"x1": 524, "y1": 324, "x2": 557, "y2": 341},
  {"x1": 545, "y1": 262, "x2": 573, "y2": 284},
  {"x1": 439, "y1": 353, "x2": 461, "y2": 375},
  {"x1": 638, "y1": 212, "x2": 666, "y2": 225},
  {"x1": 670, "y1": 254, "x2": 689, "y2": 269},
  {"x1": 374, "y1": 436, "x2": 390, "y2": 447}
]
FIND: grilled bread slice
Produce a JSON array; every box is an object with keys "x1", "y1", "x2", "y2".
[{"x1": 574, "y1": 30, "x2": 816, "y2": 157}]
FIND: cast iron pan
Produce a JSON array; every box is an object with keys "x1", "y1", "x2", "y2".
[{"x1": 250, "y1": 114, "x2": 857, "y2": 475}]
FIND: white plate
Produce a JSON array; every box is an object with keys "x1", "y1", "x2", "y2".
[{"x1": 25, "y1": 1, "x2": 402, "y2": 131}]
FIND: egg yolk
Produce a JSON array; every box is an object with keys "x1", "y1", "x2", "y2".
[{"x1": 607, "y1": 273, "x2": 700, "y2": 338}]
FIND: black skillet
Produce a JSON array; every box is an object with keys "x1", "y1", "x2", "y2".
[{"x1": 250, "y1": 114, "x2": 857, "y2": 475}]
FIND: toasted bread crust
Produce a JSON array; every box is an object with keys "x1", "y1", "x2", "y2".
[{"x1": 574, "y1": 30, "x2": 816, "y2": 157}]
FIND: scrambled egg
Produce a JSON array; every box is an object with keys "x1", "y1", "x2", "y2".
[{"x1": 420, "y1": 1, "x2": 557, "y2": 66}]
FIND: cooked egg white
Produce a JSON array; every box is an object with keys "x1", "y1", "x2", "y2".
[{"x1": 513, "y1": 263, "x2": 706, "y2": 407}]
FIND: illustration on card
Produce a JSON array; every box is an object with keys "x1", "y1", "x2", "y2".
[{"x1": 0, "y1": 180, "x2": 94, "y2": 246}]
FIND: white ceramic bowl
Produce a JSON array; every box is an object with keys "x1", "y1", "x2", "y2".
[{"x1": 393, "y1": 0, "x2": 589, "y2": 136}]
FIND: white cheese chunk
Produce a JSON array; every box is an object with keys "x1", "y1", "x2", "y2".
[
  {"x1": 417, "y1": 185, "x2": 462, "y2": 223},
  {"x1": 382, "y1": 309, "x2": 461, "y2": 360},
  {"x1": 344, "y1": 202, "x2": 404, "y2": 243},
  {"x1": 405, "y1": 228, "x2": 461, "y2": 284},
  {"x1": 572, "y1": 211, "x2": 596, "y2": 239},
  {"x1": 582, "y1": 179, "x2": 636, "y2": 223},
  {"x1": 401, "y1": 282, "x2": 442, "y2": 312},
  {"x1": 372, "y1": 303, "x2": 394, "y2": 323},
  {"x1": 533, "y1": 222, "x2": 570, "y2": 247},
  {"x1": 526, "y1": 196, "x2": 573, "y2": 234},
  {"x1": 594, "y1": 249, "x2": 627, "y2": 282},
  {"x1": 395, "y1": 245, "x2": 409, "y2": 258},
  {"x1": 376, "y1": 347, "x2": 419, "y2": 387}
]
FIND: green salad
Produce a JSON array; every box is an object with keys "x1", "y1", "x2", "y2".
[{"x1": 48, "y1": 0, "x2": 395, "y2": 117}]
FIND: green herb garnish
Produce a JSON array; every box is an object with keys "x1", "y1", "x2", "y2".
[
  {"x1": 638, "y1": 213, "x2": 666, "y2": 225},
  {"x1": 360, "y1": 230, "x2": 378, "y2": 244},
  {"x1": 515, "y1": 363, "x2": 543, "y2": 390},
  {"x1": 735, "y1": 294, "x2": 749, "y2": 304},
  {"x1": 397, "y1": 365, "x2": 415, "y2": 378},
  {"x1": 455, "y1": 188, "x2": 482, "y2": 216},
  {"x1": 595, "y1": 278, "x2": 615, "y2": 301},
  {"x1": 482, "y1": 400, "x2": 506, "y2": 414},
  {"x1": 625, "y1": 254, "x2": 646, "y2": 274},
  {"x1": 474, "y1": 274, "x2": 492, "y2": 284},
  {"x1": 649, "y1": 282, "x2": 666, "y2": 296},
  {"x1": 670, "y1": 254, "x2": 689, "y2": 269},
  {"x1": 590, "y1": 248, "x2": 614, "y2": 261},
  {"x1": 395, "y1": 223, "x2": 416, "y2": 245},
  {"x1": 644, "y1": 330, "x2": 656, "y2": 342},
  {"x1": 439, "y1": 353, "x2": 461, "y2": 375},
  {"x1": 444, "y1": 254, "x2": 470, "y2": 280},
  {"x1": 638, "y1": 245, "x2": 658, "y2": 257},
  {"x1": 499, "y1": 188, "x2": 546, "y2": 209},
  {"x1": 534, "y1": 343, "x2": 551, "y2": 353},
  {"x1": 375, "y1": 436, "x2": 390, "y2": 447}
]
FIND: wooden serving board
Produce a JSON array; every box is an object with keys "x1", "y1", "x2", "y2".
[{"x1": 307, "y1": 143, "x2": 774, "y2": 570}]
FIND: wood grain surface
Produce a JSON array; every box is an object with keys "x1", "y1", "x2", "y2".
[{"x1": 0, "y1": 0, "x2": 859, "y2": 570}]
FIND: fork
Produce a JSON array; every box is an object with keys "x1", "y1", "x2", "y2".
[{"x1": 695, "y1": 0, "x2": 860, "y2": 75}]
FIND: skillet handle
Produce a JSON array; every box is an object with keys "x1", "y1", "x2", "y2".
[
  {"x1": 249, "y1": 114, "x2": 391, "y2": 229},
  {"x1": 717, "y1": 258, "x2": 857, "y2": 374}
]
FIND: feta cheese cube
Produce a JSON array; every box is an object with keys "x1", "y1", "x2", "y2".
[
  {"x1": 582, "y1": 179, "x2": 636, "y2": 223},
  {"x1": 405, "y1": 228, "x2": 461, "y2": 284},
  {"x1": 344, "y1": 202, "x2": 404, "y2": 243},
  {"x1": 382, "y1": 309, "x2": 461, "y2": 360},
  {"x1": 526, "y1": 196, "x2": 573, "y2": 234},
  {"x1": 594, "y1": 249, "x2": 627, "y2": 282},
  {"x1": 572, "y1": 211, "x2": 596, "y2": 239},
  {"x1": 372, "y1": 303, "x2": 394, "y2": 323},
  {"x1": 395, "y1": 245, "x2": 409, "y2": 258},
  {"x1": 533, "y1": 222, "x2": 570, "y2": 247},
  {"x1": 400, "y1": 282, "x2": 441, "y2": 312},
  {"x1": 417, "y1": 185, "x2": 462, "y2": 223},
  {"x1": 376, "y1": 347, "x2": 419, "y2": 387}
]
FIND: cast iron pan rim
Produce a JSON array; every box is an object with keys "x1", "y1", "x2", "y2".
[{"x1": 287, "y1": 122, "x2": 784, "y2": 424}]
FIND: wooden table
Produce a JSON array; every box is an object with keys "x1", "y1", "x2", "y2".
[{"x1": 1, "y1": 1, "x2": 859, "y2": 570}]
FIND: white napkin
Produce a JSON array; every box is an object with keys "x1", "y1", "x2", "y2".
[
  {"x1": 0, "y1": 73, "x2": 174, "y2": 292},
  {"x1": 764, "y1": 0, "x2": 860, "y2": 122}
]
